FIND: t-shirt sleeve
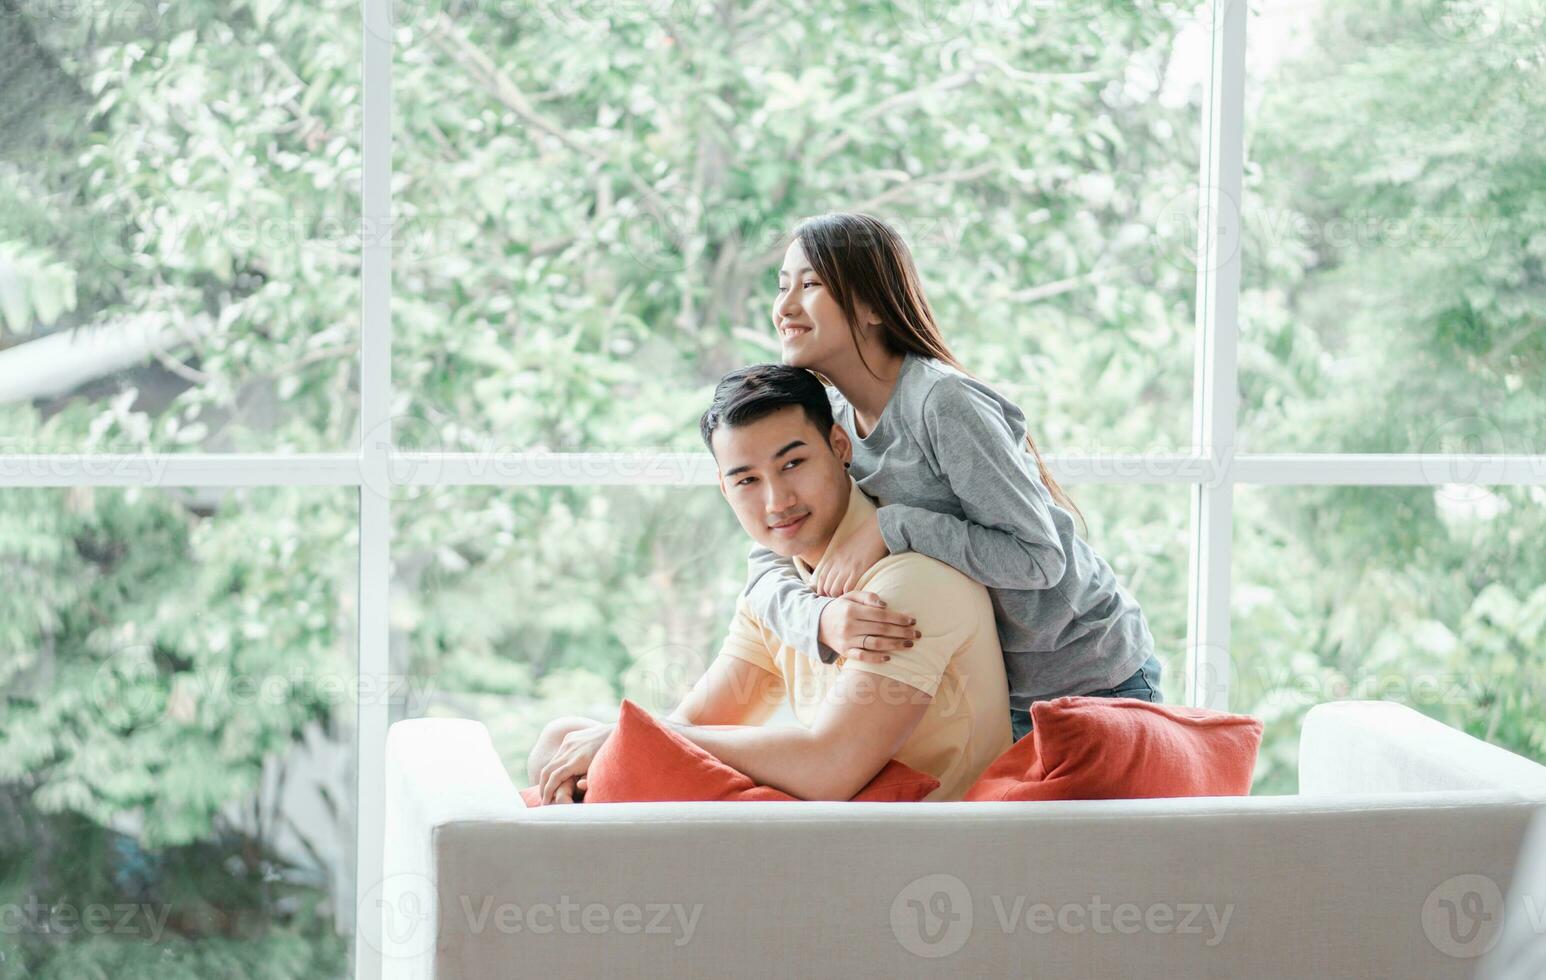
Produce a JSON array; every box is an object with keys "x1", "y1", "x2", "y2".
[
  {"x1": 839, "y1": 557, "x2": 982, "y2": 699},
  {"x1": 875, "y1": 375, "x2": 1068, "y2": 591},
  {"x1": 715, "y1": 597, "x2": 778, "y2": 676}
]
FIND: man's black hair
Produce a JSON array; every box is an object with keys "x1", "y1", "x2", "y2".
[{"x1": 699, "y1": 363, "x2": 836, "y2": 455}]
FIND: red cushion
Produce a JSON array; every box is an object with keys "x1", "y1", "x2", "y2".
[
  {"x1": 521, "y1": 699, "x2": 939, "y2": 805},
  {"x1": 849, "y1": 761, "x2": 942, "y2": 802},
  {"x1": 963, "y1": 697, "x2": 1262, "y2": 802}
]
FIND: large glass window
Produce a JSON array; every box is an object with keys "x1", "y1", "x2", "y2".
[
  {"x1": 1233, "y1": 484, "x2": 1546, "y2": 794},
  {"x1": 0, "y1": 486, "x2": 357, "y2": 975},
  {"x1": 0, "y1": 1, "x2": 362, "y2": 455},
  {"x1": 1236, "y1": 0, "x2": 1546, "y2": 455},
  {"x1": 391, "y1": 0, "x2": 1208, "y2": 456},
  {"x1": 392, "y1": 482, "x2": 1189, "y2": 771},
  {"x1": 2, "y1": 0, "x2": 1542, "y2": 974}
]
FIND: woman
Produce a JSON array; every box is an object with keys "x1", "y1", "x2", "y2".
[{"x1": 744, "y1": 211, "x2": 1162, "y2": 741}]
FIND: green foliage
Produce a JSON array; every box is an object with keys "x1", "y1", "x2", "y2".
[
  {"x1": 0, "y1": 241, "x2": 77, "y2": 333},
  {"x1": 1231, "y1": 0, "x2": 1546, "y2": 792},
  {"x1": 6, "y1": 927, "x2": 346, "y2": 980}
]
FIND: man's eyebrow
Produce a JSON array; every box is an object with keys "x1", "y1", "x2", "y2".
[{"x1": 723, "y1": 439, "x2": 808, "y2": 478}]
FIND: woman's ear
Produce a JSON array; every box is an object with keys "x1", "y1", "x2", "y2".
[{"x1": 853, "y1": 301, "x2": 882, "y2": 335}]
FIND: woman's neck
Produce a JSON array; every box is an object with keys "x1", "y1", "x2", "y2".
[{"x1": 823, "y1": 347, "x2": 907, "y2": 436}]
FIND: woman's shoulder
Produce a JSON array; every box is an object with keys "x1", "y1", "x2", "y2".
[{"x1": 903, "y1": 355, "x2": 1027, "y2": 429}]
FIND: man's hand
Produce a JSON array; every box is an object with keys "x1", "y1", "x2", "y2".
[
  {"x1": 818, "y1": 591, "x2": 920, "y2": 663},
  {"x1": 538, "y1": 722, "x2": 616, "y2": 804},
  {"x1": 552, "y1": 776, "x2": 581, "y2": 804},
  {"x1": 814, "y1": 510, "x2": 890, "y2": 597}
]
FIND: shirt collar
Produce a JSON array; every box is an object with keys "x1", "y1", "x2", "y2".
[{"x1": 792, "y1": 478, "x2": 878, "y2": 586}]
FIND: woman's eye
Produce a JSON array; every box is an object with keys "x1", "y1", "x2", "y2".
[
  {"x1": 783, "y1": 458, "x2": 802, "y2": 469},
  {"x1": 803, "y1": 281, "x2": 819, "y2": 289},
  {"x1": 736, "y1": 476, "x2": 756, "y2": 487}
]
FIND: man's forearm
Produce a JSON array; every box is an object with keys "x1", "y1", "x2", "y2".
[{"x1": 661, "y1": 721, "x2": 864, "y2": 801}]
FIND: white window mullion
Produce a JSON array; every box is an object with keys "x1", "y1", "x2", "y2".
[
  {"x1": 359, "y1": 452, "x2": 1221, "y2": 488},
  {"x1": 1185, "y1": 0, "x2": 1246, "y2": 712},
  {"x1": 5, "y1": 451, "x2": 1541, "y2": 490},
  {"x1": 355, "y1": 0, "x2": 392, "y2": 975},
  {"x1": 0, "y1": 453, "x2": 362, "y2": 487},
  {"x1": 1233, "y1": 454, "x2": 1546, "y2": 486}
]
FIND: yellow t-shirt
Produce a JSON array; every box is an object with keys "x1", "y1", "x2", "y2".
[{"x1": 717, "y1": 482, "x2": 1011, "y2": 801}]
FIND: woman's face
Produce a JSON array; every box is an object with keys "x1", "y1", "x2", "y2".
[{"x1": 772, "y1": 239, "x2": 873, "y2": 371}]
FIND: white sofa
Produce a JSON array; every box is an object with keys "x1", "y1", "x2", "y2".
[
  {"x1": 376, "y1": 701, "x2": 1546, "y2": 979},
  {"x1": 1477, "y1": 807, "x2": 1546, "y2": 979}
]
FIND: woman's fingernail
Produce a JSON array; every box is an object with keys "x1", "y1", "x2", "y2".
[
  {"x1": 883, "y1": 656, "x2": 892, "y2": 661},
  {"x1": 905, "y1": 640, "x2": 913, "y2": 647},
  {"x1": 914, "y1": 630, "x2": 922, "y2": 638}
]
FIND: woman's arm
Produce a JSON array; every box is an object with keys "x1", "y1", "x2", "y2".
[
  {"x1": 876, "y1": 377, "x2": 1068, "y2": 591},
  {"x1": 742, "y1": 542, "x2": 840, "y2": 663},
  {"x1": 742, "y1": 543, "x2": 918, "y2": 664}
]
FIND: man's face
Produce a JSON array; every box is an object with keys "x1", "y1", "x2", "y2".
[{"x1": 712, "y1": 405, "x2": 853, "y2": 563}]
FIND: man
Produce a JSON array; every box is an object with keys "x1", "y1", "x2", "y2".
[{"x1": 529, "y1": 364, "x2": 1011, "y2": 803}]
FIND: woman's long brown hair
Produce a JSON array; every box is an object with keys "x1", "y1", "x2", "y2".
[{"x1": 793, "y1": 210, "x2": 1085, "y2": 530}]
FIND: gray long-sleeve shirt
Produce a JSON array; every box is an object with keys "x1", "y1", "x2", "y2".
[{"x1": 741, "y1": 352, "x2": 1154, "y2": 709}]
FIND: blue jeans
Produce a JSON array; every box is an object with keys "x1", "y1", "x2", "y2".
[{"x1": 1009, "y1": 653, "x2": 1164, "y2": 742}]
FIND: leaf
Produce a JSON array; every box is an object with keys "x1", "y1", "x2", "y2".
[
  {"x1": 0, "y1": 259, "x2": 29, "y2": 333},
  {"x1": 168, "y1": 30, "x2": 198, "y2": 61}
]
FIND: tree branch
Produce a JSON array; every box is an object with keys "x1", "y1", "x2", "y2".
[
  {"x1": 0, "y1": 313, "x2": 214, "y2": 405},
  {"x1": 745, "y1": 163, "x2": 1001, "y2": 275},
  {"x1": 732, "y1": 325, "x2": 781, "y2": 355},
  {"x1": 971, "y1": 49, "x2": 1108, "y2": 87},
  {"x1": 425, "y1": 15, "x2": 675, "y2": 223},
  {"x1": 847, "y1": 161, "x2": 1000, "y2": 214},
  {"x1": 1001, "y1": 267, "x2": 1110, "y2": 304},
  {"x1": 811, "y1": 70, "x2": 980, "y2": 168}
]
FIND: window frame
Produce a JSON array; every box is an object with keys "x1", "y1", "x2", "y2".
[{"x1": 1, "y1": 1, "x2": 1544, "y2": 976}]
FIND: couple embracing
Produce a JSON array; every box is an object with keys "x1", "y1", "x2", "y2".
[{"x1": 529, "y1": 211, "x2": 1162, "y2": 804}]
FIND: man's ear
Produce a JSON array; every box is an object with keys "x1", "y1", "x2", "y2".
[{"x1": 828, "y1": 423, "x2": 853, "y2": 467}]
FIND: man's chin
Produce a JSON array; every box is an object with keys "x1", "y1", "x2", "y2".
[{"x1": 754, "y1": 536, "x2": 800, "y2": 559}]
